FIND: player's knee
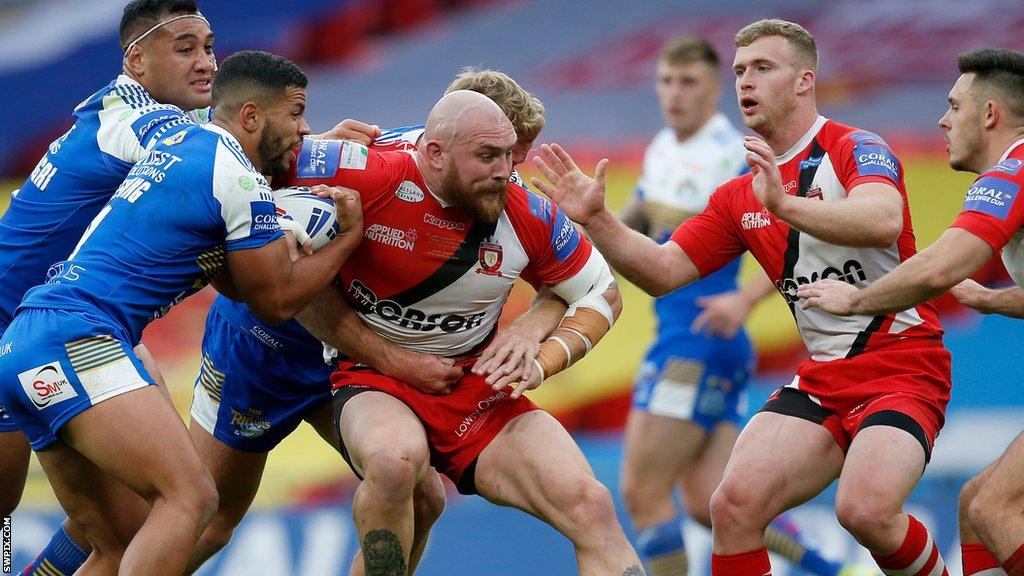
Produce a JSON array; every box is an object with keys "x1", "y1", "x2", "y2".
[
  {"x1": 197, "y1": 519, "x2": 237, "y2": 557},
  {"x1": 362, "y1": 447, "x2": 427, "y2": 499},
  {"x1": 959, "y1": 475, "x2": 984, "y2": 523},
  {"x1": 412, "y1": 472, "x2": 446, "y2": 525},
  {"x1": 619, "y1": 473, "x2": 656, "y2": 517},
  {"x1": 177, "y1": 471, "x2": 220, "y2": 530},
  {"x1": 967, "y1": 483, "x2": 1007, "y2": 537},
  {"x1": 834, "y1": 497, "x2": 900, "y2": 542},
  {"x1": 709, "y1": 479, "x2": 763, "y2": 534},
  {"x1": 562, "y1": 478, "x2": 618, "y2": 534}
]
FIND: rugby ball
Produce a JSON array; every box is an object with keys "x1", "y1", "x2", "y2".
[{"x1": 273, "y1": 186, "x2": 340, "y2": 251}]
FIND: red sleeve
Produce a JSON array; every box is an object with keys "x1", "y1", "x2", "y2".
[
  {"x1": 948, "y1": 167, "x2": 1024, "y2": 251},
  {"x1": 512, "y1": 188, "x2": 593, "y2": 288},
  {"x1": 669, "y1": 185, "x2": 746, "y2": 278},
  {"x1": 279, "y1": 139, "x2": 402, "y2": 208},
  {"x1": 833, "y1": 130, "x2": 903, "y2": 192}
]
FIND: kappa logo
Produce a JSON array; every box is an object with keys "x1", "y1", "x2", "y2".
[
  {"x1": 396, "y1": 180, "x2": 425, "y2": 203},
  {"x1": 741, "y1": 209, "x2": 772, "y2": 230},
  {"x1": 423, "y1": 213, "x2": 465, "y2": 231},
  {"x1": 18, "y1": 362, "x2": 78, "y2": 410},
  {"x1": 782, "y1": 181, "x2": 797, "y2": 194}
]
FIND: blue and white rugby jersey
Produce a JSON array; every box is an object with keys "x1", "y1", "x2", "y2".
[
  {"x1": 20, "y1": 123, "x2": 281, "y2": 345},
  {"x1": 0, "y1": 75, "x2": 208, "y2": 327},
  {"x1": 635, "y1": 113, "x2": 748, "y2": 338}
]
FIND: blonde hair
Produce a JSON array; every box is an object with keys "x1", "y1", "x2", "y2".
[
  {"x1": 446, "y1": 68, "x2": 546, "y2": 141},
  {"x1": 735, "y1": 19, "x2": 818, "y2": 71},
  {"x1": 660, "y1": 36, "x2": 719, "y2": 68}
]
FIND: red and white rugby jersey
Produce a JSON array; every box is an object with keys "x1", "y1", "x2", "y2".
[
  {"x1": 671, "y1": 116, "x2": 943, "y2": 362},
  {"x1": 950, "y1": 139, "x2": 1024, "y2": 288},
  {"x1": 282, "y1": 139, "x2": 592, "y2": 356}
]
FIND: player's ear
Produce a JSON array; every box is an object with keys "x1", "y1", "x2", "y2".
[
  {"x1": 796, "y1": 68, "x2": 815, "y2": 96},
  {"x1": 240, "y1": 101, "x2": 261, "y2": 133},
  {"x1": 983, "y1": 100, "x2": 1000, "y2": 131},
  {"x1": 423, "y1": 139, "x2": 446, "y2": 170},
  {"x1": 123, "y1": 45, "x2": 145, "y2": 77}
]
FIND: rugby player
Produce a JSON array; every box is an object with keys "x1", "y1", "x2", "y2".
[
  {"x1": 618, "y1": 35, "x2": 858, "y2": 576},
  {"x1": 186, "y1": 69, "x2": 567, "y2": 575},
  {"x1": 798, "y1": 48, "x2": 1024, "y2": 576},
  {"x1": 288, "y1": 90, "x2": 644, "y2": 575},
  {"x1": 0, "y1": 50, "x2": 359, "y2": 575},
  {"x1": 1, "y1": 1, "x2": 215, "y2": 573},
  {"x1": 533, "y1": 19, "x2": 952, "y2": 576}
]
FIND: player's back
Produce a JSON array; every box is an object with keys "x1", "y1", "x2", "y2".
[
  {"x1": 0, "y1": 75, "x2": 202, "y2": 327},
  {"x1": 20, "y1": 123, "x2": 279, "y2": 345}
]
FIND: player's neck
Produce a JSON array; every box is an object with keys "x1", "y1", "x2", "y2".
[
  {"x1": 983, "y1": 128, "x2": 1024, "y2": 170},
  {"x1": 211, "y1": 117, "x2": 264, "y2": 173},
  {"x1": 763, "y1": 106, "x2": 820, "y2": 155}
]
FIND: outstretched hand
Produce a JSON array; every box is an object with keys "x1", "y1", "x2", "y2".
[{"x1": 531, "y1": 143, "x2": 609, "y2": 228}]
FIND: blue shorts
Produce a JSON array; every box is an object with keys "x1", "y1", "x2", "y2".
[
  {"x1": 632, "y1": 330, "x2": 755, "y2": 431},
  {"x1": 189, "y1": 303, "x2": 334, "y2": 453},
  {"x1": 0, "y1": 308, "x2": 154, "y2": 450}
]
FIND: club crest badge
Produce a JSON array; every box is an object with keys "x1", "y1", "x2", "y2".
[{"x1": 476, "y1": 242, "x2": 503, "y2": 276}]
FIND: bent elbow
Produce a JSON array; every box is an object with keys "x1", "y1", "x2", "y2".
[
  {"x1": 247, "y1": 298, "x2": 294, "y2": 326},
  {"x1": 605, "y1": 287, "x2": 624, "y2": 322}
]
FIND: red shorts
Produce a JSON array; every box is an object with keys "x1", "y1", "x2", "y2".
[
  {"x1": 331, "y1": 361, "x2": 540, "y2": 493},
  {"x1": 761, "y1": 337, "x2": 951, "y2": 458}
]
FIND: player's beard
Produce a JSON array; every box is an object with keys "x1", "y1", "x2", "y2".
[
  {"x1": 948, "y1": 116, "x2": 984, "y2": 173},
  {"x1": 258, "y1": 120, "x2": 296, "y2": 176},
  {"x1": 443, "y1": 161, "x2": 507, "y2": 222}
]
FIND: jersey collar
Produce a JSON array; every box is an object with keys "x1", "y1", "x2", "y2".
[
  {"x1": 775, "y1": 115, "x2": 828, "y2": 165},
  {"x1": 1000, "y1": 137, "x2": 1024, "y2": 162}
]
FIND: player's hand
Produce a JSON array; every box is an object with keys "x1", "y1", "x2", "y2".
[
  {"x1": 744, "y1": 136, "x2": 787, "y2": 213},
  {"x1": 691, "y1": 290, "x2": 755, "y2": 338},
  {"x1": 313, "y1": 185, "x2": 363, "y2": 236},
  {"x1": 278, "y1": 220, "x2": 314, "y2": 258},
  {"x1": 317, "y1": 119, "x2": 380, "y2": 145},
  {"x1": 472, "y1": 324, "x2": 541, "y2": 392},
  {"x1": 386, "y1": 352, "x2": 464, "y2": 395},
  {"x1": 531, "y1": 143, "x2": 610, "y2": 228},
  {"x1": 796, "y1": 279, "x2": 857, "y2": 315},
  {"x1": 949, "y1": 278, "x2": 990, "y2": 313}
]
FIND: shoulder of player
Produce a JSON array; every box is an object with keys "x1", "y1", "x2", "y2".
[
  {"x1": 822, "y1": 120, "x2": 894, "y2": 152},
  {"x1": 503, "y1": 181, "x2": 558, "y2": 229},
  {"x1": 975, "y1": 157, "x2": 1024, "y2": 188}
]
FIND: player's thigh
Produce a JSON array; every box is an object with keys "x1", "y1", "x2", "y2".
[
  {"x1": 336, "y1": 390, "x2": 429, "y2": 475},
  {"x1": 972, "y1": 431, "x2": 1024, "y2": 508},
  {"x1": 474, "y1": 410, "x2": 600, "y2": 520},
  {"x1": 835, "y1": 425, "x2": 925, "y2": 517},
  {"x1": 189, "y1": 422, "x2": 267, "y2": 525},
  {"x1": 621, "y1": 409, "x2": 707, "y2": 492},
  {"x1": 0, "y1": 429, "x2": 30, "y2": 514},
  {"x1": 681, "y1": 422, "x2": 739, "y2": 520},
  {"x1": 36, "y1": 441, "x2": 141, "y2": 552},
  {"x1": 63, "y1": 385, "x2": 212, "y2": 502},
  {"x1": 717, "y1": 411, "x2": 844, "y2": 515}
]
